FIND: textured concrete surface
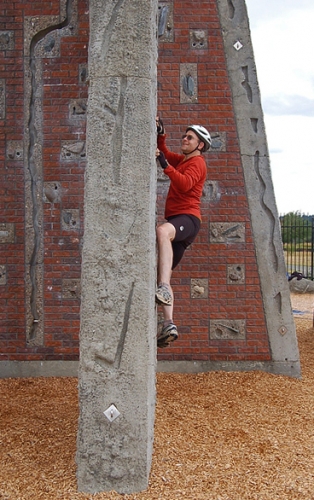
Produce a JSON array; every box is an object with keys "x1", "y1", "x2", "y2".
[
  {"x1": 216, "y1": 0, "x2": 300, "y2": 377},
  {"x1": 76, "y1": 0, "x2": 158, "y2": 493}
]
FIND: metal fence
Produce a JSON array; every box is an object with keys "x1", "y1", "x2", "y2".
[{"x1": 280, "y1": 213, "x2": 314, "y2": 280}]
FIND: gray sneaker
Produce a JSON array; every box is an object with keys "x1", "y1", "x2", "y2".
[
  {"x1": 157, "y1": 322, "x2": 178, "y2": 348},
  {"x1": 155, "y1": 283, "x2": 172, "y2": 306}
]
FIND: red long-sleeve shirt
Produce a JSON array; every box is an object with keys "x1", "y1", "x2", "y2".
[{"x1": 157, "y1": 134, "x2": 207, "y2": 220}]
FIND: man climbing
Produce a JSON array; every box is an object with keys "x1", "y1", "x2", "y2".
[{"x1": 155, "y1": 116, "x2": 211, "y2": 348}]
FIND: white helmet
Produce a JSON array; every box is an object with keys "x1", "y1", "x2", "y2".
[{"x1": 186, "y1": 125, "x2": 211, "y2": 152}]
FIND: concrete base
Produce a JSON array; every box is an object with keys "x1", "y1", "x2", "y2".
[
  {"x1": 0, "y1": 359, "x2": 301, "y2": 379},
  {"x1": 0, "y1": 360, "x2": 79, "y2": 378},
  {"x1": 158, "y1": 360, "x2": 301, "y2": 379}
]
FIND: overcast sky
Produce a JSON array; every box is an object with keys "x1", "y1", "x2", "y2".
[{"x1": 245, "y1": 0, "x2": 314, "y2": 215}]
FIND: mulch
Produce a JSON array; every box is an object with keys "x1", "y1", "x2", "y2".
[{"x1": 1, "y1": 313, "x2": 314, "y2": 499}]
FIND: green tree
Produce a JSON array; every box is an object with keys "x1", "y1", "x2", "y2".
[{"x1": 280, "y1": 211, "x2": 312, "y2": 246}]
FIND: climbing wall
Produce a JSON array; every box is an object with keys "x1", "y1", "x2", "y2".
[
  {"x1": 0, "y1": 0, "x2": 88, "y2": 373},
  {"x1": 0, "y1": 0, "x2": 300, "y2": 379},
  {"x1": 156, "y1": 0, "x2": 300, "y2": 377}
]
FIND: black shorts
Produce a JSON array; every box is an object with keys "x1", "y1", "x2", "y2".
[{"x1": 167, "y1": 214, "x2": 201, "y2": 269}]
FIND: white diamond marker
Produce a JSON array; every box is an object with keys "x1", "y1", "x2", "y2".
[
  {"x1": 233, "y1": 41, "x2": 243, "y2": 51},
  {"x1": 278, "y1": 325, "x2": 287, "y2": 336},
  {"x1": 104, "y1": 404, "x2": 121, "y2": 422}
]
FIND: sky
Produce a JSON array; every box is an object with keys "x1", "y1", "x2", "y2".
[{"x1": 245, "y1": 0, "x2": 314, "y2": 215}]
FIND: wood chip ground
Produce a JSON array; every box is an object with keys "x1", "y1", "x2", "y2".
[{"x1": 1, "y1": 293, "x2": 314, "y2": 499}]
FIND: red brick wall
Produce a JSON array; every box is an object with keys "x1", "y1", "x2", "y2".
[
  {"x1": 156, "y1": 0, "x2": 271, "y2": 362},
  {"x1": 0, "y1": 0, "x2": 271, "y2": 364},
  {"x1": 0, "y1": 0, "x2": 26, "y2": 360},
  {"x1": 0, "y1": 0, "x2": 89, "y2": 362}
]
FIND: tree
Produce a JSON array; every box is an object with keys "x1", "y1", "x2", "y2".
[{"x1": 280, "y1": 211, "x2": 313, "y2": 246}]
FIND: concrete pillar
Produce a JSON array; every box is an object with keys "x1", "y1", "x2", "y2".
[
  {"x1": 76, "y1": 0, "x2": 158, "y2": 493},
  {"x1": 216, "y1": 0, "x2": 300, "y2": 376}
]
